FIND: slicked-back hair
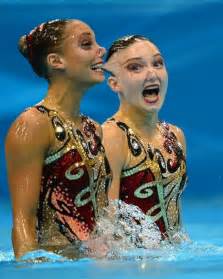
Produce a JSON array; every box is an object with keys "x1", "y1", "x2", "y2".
[
  {"x1": 105, "y1": 35, "x2": 150, "y2": 62},
  {"x1": 19, "y1": 19, "x2": 69, "y2": 79}
]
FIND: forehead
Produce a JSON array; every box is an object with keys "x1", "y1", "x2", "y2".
[
  {"x1": 112, "y1": 40, "x2": 160, "y2": 64},
  {"x1": 65, "y1": 20, "x2": 95, "y2": 39}
]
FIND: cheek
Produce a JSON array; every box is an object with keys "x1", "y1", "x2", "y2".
[
  {"x1": 163, "y1": 76, "x2": 168, "y2": 91},
  {"x1": 79, "y1": 49, "x2": 96, "y2": 62},
  {"x1": 162, "y1": 70, "x2": 168, "y2": 84},
  {"x1": 123, "y1": 73, "x2": 143, "y2": 87},
  {"x1": 68, "y1": 49, "x2": 94, "y2": 66}
]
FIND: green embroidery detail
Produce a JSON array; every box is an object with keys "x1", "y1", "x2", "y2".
[
  {"x1": 65, "y1": 167, "x2": 84, "y2": 180},
  {"x1": 134, "y1": 182, "x2": 154, "y2": 198}
]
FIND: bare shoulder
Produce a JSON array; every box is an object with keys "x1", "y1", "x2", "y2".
[
  {"x1": 168, "y1": 123, "x2": 186, "y2": 153},
  {"x1": 102, "y1": 119, "x2": 128, "y2": 169},
  {"x1": 102, "y1": 119, "x2": 127, "y2": 146},
  {"x1": 168, "y1": 123, "x2": 186, "y2": 142},
  {"x1": 5, "y1": 107, "x2": 51, "y2": 153}
]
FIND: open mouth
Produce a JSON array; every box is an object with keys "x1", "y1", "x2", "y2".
[
  {"x1": 90, "y1": 62, "x2": 104, "y2": 73},
  {"x1": 142, "y1": 85, "x2": 160, "y2": 104}
]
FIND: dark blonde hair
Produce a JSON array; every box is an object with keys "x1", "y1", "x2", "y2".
[
  {"x1": 105, "y1": 35, "x2": 152, "y2": 62},
  {"x1": 18, "y1": 19, "x2": 70, "y2": 79}
]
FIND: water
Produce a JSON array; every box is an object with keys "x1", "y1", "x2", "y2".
[
  {"x1": 1, "y1": 199, "x2": 223, "y2": 278},
  {"x1": 1, "y1": 0, "x2": 223, "y2": 278}
]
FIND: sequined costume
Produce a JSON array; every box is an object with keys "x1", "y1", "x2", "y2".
[
  {"x1": 109, "y1": 119, "x2": 187, "y2": 239},
  {"x1": 35, "y1": 105, "x2": 111, "y2": 247}
]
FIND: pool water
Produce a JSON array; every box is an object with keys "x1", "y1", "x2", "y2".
[
  {"x1": 0, "y1": 0, "x2": 223, "y2": 278},
  {"x1": 1, "y1": 198, "x2": 223, "y2": 279}
]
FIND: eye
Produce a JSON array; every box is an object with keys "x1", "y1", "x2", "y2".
[
  {"x1": 153, "y1": 58, "x2": 164, "y2": 68},
  {"x1": 80, "y1": 40, "x2": 93, "y2": 49},
  {"x1": 126, "y1": 63, "x2": 144, "y2": 72}
]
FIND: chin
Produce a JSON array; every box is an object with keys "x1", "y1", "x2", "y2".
[
  {"x1": 84, "y1": 77, "x2": 104, "y2": 88},
  {"x1": 92, "y1": 69, "x2": 105, "y2": 78},
  {"x1": 146, "y1": 107, "x2": 160, "y2": 113},
  {"x1": 139, "y1": 101, "x2": 159, "y2": 111},
  {"x1": 96, "y1": 75, "x2": 105, "y2": 83},
  {"x1": 90, "y1": 73, "x2": 105, "y2": 84},
  {"x1": 144, "y1": 100, "x2": 164, "y2": 113}
]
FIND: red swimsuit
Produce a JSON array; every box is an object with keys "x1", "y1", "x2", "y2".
[
  {"x1": 110, "y1": 119, "x2": 187, "y2": 238},
  {"x1": 35, "y1": 106, "x2": 111, "y2": 245}
]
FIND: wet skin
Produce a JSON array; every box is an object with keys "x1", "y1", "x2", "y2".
[
  {"x1": 102, "y1": 40, "x2": 186, "y2": 238},
  {"x1": 5, "y1": 20, "x2": 107, "y2": 260}
]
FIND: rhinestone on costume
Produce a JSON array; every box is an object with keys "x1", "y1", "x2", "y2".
[
  {"x1": 37, "y1": 107, "x2": 111, "y2": 245},
  {"x1": 132, "y1": 142, "x2": 139, "y2": 149},
  {"x1": 55, "y1": 126, "x2": 63, "y2": 133},
  {"x1": 113, "y1": 118, "x2": 187, "y2": 237}
]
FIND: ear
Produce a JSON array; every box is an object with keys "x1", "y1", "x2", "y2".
[
  {"x1": 107, "y1": 76, "x2": 121, "y2": 93},
  {"x1": 46, "y1": 53, "x2": 65, "y2": 70}
]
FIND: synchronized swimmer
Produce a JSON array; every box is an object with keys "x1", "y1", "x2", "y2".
[
  {"x1": 102, "y1": 35, "x2": 187, "y2": 241},
  {"x1": 5, "y1": 21, "x2": 187, "y2": 260},
  {"x1": 5, "y1": 19, "x2": 111, "y2": 259}
]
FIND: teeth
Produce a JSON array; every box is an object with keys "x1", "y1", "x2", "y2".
[
  {"x1": 94, "y1": 68, "x2": 103, "y2": 72},
  {"x1": 143, "y1": 86, "x2": 159, "y2": 97},
  {"x1": 144, "y1": 85, "x2": 159, "y2": 90},
  {"x1": 91, "y1": 63, "x2": 103, "y2": 70}
]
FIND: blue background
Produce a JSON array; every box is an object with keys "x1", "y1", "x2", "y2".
[{"x1": 0, "y1": 0, "x2": 223, "y2": 203}]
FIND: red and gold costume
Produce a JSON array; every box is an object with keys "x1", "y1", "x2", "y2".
[
  {"x1": 35, "y1": 105, "x2": 111, "y2": 247},
  {"x1": 109, "y1": 119, "x2": 187, "y2": 239}
]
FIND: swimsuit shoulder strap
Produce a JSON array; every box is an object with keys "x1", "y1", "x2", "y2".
[
  {"x1": 34, "y1": 104, "x2": 67, "y2": 142},
  {"x1": 108, "y1": 117, "x2": 132, "y2": 135},
  {"x1": 107, "y1": 118, "x2": 143, "y2": 157}
]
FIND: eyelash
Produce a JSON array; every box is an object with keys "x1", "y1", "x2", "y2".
[
  {"x1": 126, "y1": 63, "x2": 144, "y2": 72},
  {"x1": 127, "y1": 60, "x2": 164, "y2": 72},
  {"x1": 153, "y1": 60, "x2": 164, "y2": 68},
  {"x1": 81, "y1": 40, "x2": 93, "y2": 49}
]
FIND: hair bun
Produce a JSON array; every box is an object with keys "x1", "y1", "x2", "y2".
[{"x1": 18, "y1": 35, "x2": 29, "y2": 58}]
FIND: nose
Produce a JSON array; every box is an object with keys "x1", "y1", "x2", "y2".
[
  {"x1": 97, "y1": 46, "x2": 106, "y2": 58},
  {"x1": 146, "y1": 68, "x2": 157, "y2": 81}
]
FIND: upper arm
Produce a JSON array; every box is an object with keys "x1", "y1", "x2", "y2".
[
  {"x1": 5, "y1": 110, "x2": 50, "y2": 221},
  {"x1": 102, "y1": 122, "x2": 128, "y2": 200}
]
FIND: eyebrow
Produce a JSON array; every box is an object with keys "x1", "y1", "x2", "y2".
[
  {"x1": 79, "y1": 32, "x2": 92, "y2": 37},
  {"x1": 65, "y1": 31, "x2": 92, "y2": 41},
  {"x1": 153, "y1": 53, "x2": 163, "y2": 58},
  {"x1": 122, "y1": 53, "x2": 163, "y2": 65}
]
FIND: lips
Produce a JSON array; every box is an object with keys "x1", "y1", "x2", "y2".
[{"x1": 142, "y1": 84, "x2": 160, "y2": 104}]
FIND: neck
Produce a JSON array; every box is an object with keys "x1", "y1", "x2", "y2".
[
  {"x1": 115, "y1": 103, "x2": 159, "y2": 135},
  {"x1": 43, "y1": 78, "x2": 87, "y2": 120}
]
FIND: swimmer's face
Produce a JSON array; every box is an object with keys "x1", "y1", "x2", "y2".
[
  {"x1": 48, "y1": 20, "x2": 106, "y2": 86},
  {"x1": 104, "y1": 40, "x2": 168, "y2": 113}
]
